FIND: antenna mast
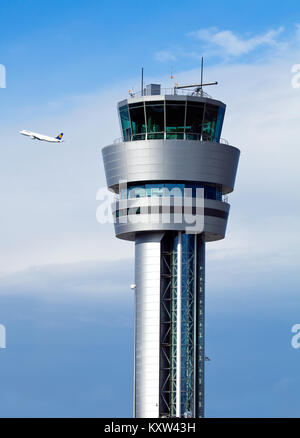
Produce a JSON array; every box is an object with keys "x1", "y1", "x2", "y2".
[
  {"x1": 200, "y1": 57, "x2": 204, "y2": 96},
  {"x1": 174, "y1": 57, "x2": 218, "y2": 96},
  {"x1": 141, "y1": 67, "x2": 144, "y2": 96}
]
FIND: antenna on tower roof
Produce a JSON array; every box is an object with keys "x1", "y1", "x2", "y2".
[
  {"x1": 200, "y1": 57, "x2": 204, "y2": 90},
  {"x1": 198, "y1": 57, "x2": 208, "y2": 96},
  {"x1": 174, "y1": 57, "x2": 218, "y2": 96},
  {"x1": 141, "y1": 67, "x2": 144, "y2": 97}
]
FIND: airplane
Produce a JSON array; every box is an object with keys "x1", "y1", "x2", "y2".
[{"x1": 19, "y1": 130, "x2": 64, "y2": 143}]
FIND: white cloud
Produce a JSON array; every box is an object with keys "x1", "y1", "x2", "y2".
[
  {"x1": 0, "y1": 259, "x2": 133, "y2": 298},
  {"x1": 188, "y1": 26, "x2": 285, "y2": 57},
  {"x1": 154, "y1": 50, "x2": 177, "y2": 62}
]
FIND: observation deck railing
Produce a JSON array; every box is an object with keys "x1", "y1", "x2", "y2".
[
  {"x1": 128, "y1": 88, "x2": 212, "y2": 99},
  {"x1": 113, "y1": 134, "x2": 229, "y2": 144}
]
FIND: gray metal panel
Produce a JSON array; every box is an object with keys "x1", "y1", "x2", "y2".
[
  {"x1": 112, "y1": 197, "x2": 230, "y2": 241},
  {"x1": 146, "y1": 84, "x2": 161, "y2": 96},
  {"x1": 115, "y1": 216, "x2": 227, "y2": 242},
  {"x1": 113, "y1": 197, "x2": 230, "y2": 213},
  {"x1": 102, "y1": 140, "x2": 240, "y2": 194},
  {"x1": 134, "y1": 233, "x2": 164, "y2": 418}
]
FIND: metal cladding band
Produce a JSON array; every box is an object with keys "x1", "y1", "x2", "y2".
[
  {"x1": 118, "y1": 94, "x2": 226, "y2": 110},
  {"x1": 114, "y1": 215, "x2": 228, "y2": 243},
  {"x1": 117, "y1": 207, "x2": 228, "y2": 220},
  {"x1": 102, "y1": 139, "x2": 240, "y2": 194},
  {"x1": 112, "y1": 197, "x2": 230, "y2": 242}
]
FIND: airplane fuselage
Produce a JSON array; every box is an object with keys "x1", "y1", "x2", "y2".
[{"x1": 19, "y1": 130, "x2": 63, "y2": 143}]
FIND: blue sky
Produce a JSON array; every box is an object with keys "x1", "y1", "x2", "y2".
[
  {"x1": 1, "y1": 0, "x2": 300, "y2": 111},
  {"x1": 0, "y1": 0, "x2": 300, "y2": 418}
]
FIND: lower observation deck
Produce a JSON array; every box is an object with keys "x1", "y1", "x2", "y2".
[{"x1": 112, "y1": 196, "x2": 230, "y2": 242}]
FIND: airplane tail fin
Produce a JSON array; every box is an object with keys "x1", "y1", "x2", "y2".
[{"x1": 56, "y1": 133, "x2": 64, "y2": 140}]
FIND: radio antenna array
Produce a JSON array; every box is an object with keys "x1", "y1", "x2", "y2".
[{"x1": 174, "y1": 57, "x2": 218, "y2": 95}]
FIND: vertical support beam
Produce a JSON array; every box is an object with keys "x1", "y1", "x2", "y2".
[
  {"x1": 176, "y1": 231, "x2": 182, "y2": 418},
  {"x1": 170, "y1": 237, "x2": 177, "y2": 416},
  {"x1": 159, "y1": 234, "x2": 173, "y2": 417},
  {"x1": 193, "y1": 234, "x2": 198, "y2": 417},
  {"x1": 133, "y1": 285, "x2": 136, "y2": 417},
  {"x1": 197, "y1": 236, "x2": 206, "y2": 418}
]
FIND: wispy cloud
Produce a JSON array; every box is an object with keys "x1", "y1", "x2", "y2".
[
  {"x1": 188, "y1": 26, "x2": 285, "y2": 57},
  {"x1": 154, "y1": 26, "x2": 288, "y2": 64},
  {"x1": 154, "y1": 50, "x2": 177, "y2": 62},
  {"x1": 0, "y1": 259, "x2": 132, "y2": 298}
]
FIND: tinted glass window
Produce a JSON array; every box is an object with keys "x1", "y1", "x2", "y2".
[
  {"x1": 185, "y1": 102, "x2": 205, "y2": 140},
  {"x1": 204, "y1": 186, "x2": 216, "y2": 199},
  {"x1": 129, "y1": 104, "x2": 146, "y2": 140},
  {"x1": 122, "y1": 99, "x2": 223, "y2": 143},
  {"x1": 129, "y1": 187, "x2": 146, "y2": 198},
  {"x1": 166, "y1": 102, "x2": 185, "y2": 139},
  {"x1": 146, "y1": 103, "x2": 164, "y2": 139},
  {"x1": 215, "y1": 106, "x2": 225, "y2": 142},
  {"x1": 119, "y1": 106, "x2": 131, "y2": 141},
  {"x1": 202, "y1": 104, "x2": 218, "y2": 141},
  {"x1": 124, "y1": 183, "x2": 221, "y2": 200}
]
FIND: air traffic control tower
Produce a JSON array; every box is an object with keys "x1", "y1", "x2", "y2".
[{"x1": 102, "y1": 79, "x2": 240, "y2": 418}]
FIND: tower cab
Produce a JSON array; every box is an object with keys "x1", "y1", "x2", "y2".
[{"x1": 118, "y1": 83, "x2": 226, "y2": 143}]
